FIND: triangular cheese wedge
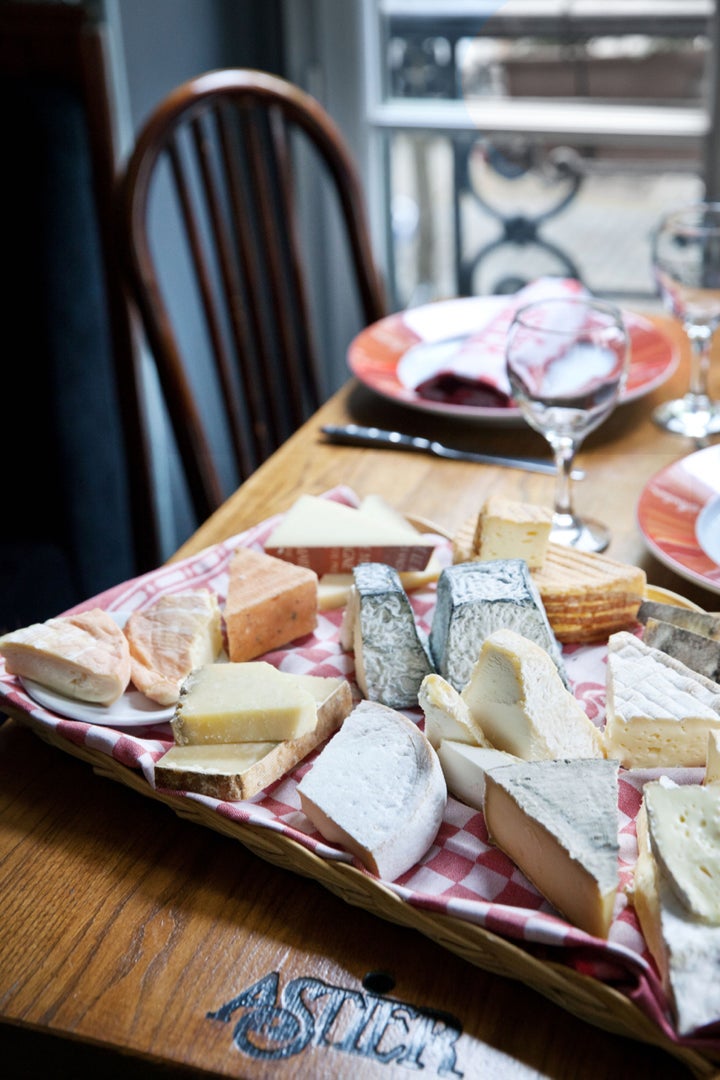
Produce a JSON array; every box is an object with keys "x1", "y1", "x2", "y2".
[
  {"x1": 461, "y1": 628, "x2": 602, "y2": 760},
  {"x1": 437, "y1": 741, "x2": 517, "y2": 810},
  {"x1": 484, "y1": 758, "x2": 620, "y2": 938},
  {"x1": 604, "y1": 631, "x2": 720, "y2": 768},
  {"x1": 418, "y1": 673, "x2": 491, "y2": 750}
]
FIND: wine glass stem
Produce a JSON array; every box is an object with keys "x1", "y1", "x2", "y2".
[
  {"x1": 686, "y1": 323, "x2": 713, "y2": 401},
  {"x1": 551, "y1": 438, "x2": 576, "y2": 521}
]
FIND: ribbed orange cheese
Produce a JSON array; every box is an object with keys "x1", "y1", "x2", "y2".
[{"x1": 225, "y1": 547, "x2": 318, "y2": 662}]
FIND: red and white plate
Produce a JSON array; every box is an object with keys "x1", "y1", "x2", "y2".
[
  {"x1": 348, "y1": 296, "x2": 679, "y2": 425},
  {"x1": 637, "y1": 444, "x2": 720, "y2": 596}
]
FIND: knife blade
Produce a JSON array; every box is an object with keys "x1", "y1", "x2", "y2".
[{"x1": 321, "y1": 424, "x2": 585, "y2": 480}]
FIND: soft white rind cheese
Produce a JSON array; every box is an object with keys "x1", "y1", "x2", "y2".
[
  {"x1": 341, "y1": 563, "x2": 433, "y2": 709},
  {"x1": 484, "y1": 758, "x2": 620, "y2": 938},
  {"x1": 644, "y1": 782, "x2": 720, "y2": 924},
  {"x1": 461, "y1": 629, "x2": 603, "y2": 761},
  {"x1": 418, "y1": 673, "x2": 490, "y2": 749},
  {"x1": 604, "y1": 631, "x2": 720, "y2": 768},
  {"x1": 437, "y1": 741, "x2": 517, "y2": 810},
  {"x1": 297, "y1": 699, "x2": 447, "y2": 881},
  {"x1": 634, "y1": 786, "x2": 720, "y2": 1035},
  {"x1": 429, "y1": 559, "x2": 565, "y2": 692}
]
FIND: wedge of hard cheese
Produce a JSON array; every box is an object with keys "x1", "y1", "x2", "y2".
[
  {"x1": 172, "y1": 662, "x2": 326, "y2": 744},
  {"x1": 225, "y1": 547, "x2": 317, "y2": 662},
  {"x1": 297, "y1": 699, "x2": 447, "y2": 881},
  {"x1": 604, "y1": 631, "x2": 720, "y2": 768},
  {"x1": 461, "y1": 628, "x2": 603, "y2": 761},
  {"x1": 484, "y1": 758, "x2": 620, "y2": 938},
  {"x1": 124, "y1": 590, "x2": 223, "y2": 706},
  {"x1": 264, "y1": 494, "x2": 435, "y2": 574},
  {"x1": 634, "y1": 779, "x2": 720, "y2": 1034},
  {"x1": 0, "y1": 608, "x2": 131, "y2": 706},
  {"x1": 155, "y1": 675, "x2": 351, "y2": 799}
]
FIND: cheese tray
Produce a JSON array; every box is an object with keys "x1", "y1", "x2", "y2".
[{"x1": 1, "y1": 488, "x2": 719, "y2": 1079}]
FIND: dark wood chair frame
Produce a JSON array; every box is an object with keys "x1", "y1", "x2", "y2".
[{"x1": 116, "y1": 68, "x2": 386, "y2": 530}]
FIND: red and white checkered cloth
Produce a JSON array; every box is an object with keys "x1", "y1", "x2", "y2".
[{"x1": 1, "y1": 485, "x2": 718, "y2": 1055}]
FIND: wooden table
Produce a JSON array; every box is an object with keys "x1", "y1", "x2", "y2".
[{"x1": 1, "y1": 314, "x2": 719, "y2": 1079}]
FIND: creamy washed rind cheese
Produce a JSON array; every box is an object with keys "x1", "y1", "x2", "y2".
[
  {"x1": 484, "y1": 758, "x2": 620, "y2": 938},
  {"x1": 604, "y1": 631, "x2": 720, "y2": 768},
  {"x1": 634, "y1": 781, "x2": 720, "y2": 1035},
  {"x1": 437, "y1": 741, "x2": 517, "y2": 810},
  {"x1": 418, "y1": 673, "x2": 491, "y2": 749},
  {"x1": 297, "y1": 700, "x2": 447, "y2": 881},
  {"x1": 429, "y1": 559, "x2": 565, "y2": 692},
  {"x1": 0, "y1": 608, "x2": 131, "y2": 706},
  {"x1": 341, "y1": 563, "x2": 433, "y2": 709},
  {"x1": 461, "y1": 628, "x2": 603, "y2": 761},
  {"x1": 155, "y1": 676, "x2": 352, "y2": 799},
  {"x1": 124, "y1": 590, "x2": 223, "y2": 706},
  {"x1": 172, "y1": 662, "x2": 319, "y2": 744},
  {"x1": 225, "y1": 547, "x2": 318, "y2": 662}
]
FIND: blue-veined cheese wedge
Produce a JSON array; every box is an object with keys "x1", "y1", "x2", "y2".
[
  {"x1": 429, "y1": 559, "x2": 565, "y2": 692},
  {"x1": 341, "y1": 562, "x2": 434, "y2": 709},
  {"x1": 634, "y1": 778, "x2": 720, "y2": 1035},
  {"x1": 484, "y1": 758, "x2": 620, "y2": 938},
  {"x1": 297, "y1": 699, "x2": 447, "y2": 881}
]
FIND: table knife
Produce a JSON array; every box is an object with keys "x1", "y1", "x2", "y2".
[{"x1": 321, "y1": 424, "x2": 584, "y2": 480}]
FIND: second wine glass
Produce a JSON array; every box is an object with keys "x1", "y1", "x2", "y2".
[{"x1": 505, "y1": 296, "x2": 629, "y2": 553}]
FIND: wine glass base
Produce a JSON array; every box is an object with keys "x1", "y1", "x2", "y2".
[
  {"x1": 550, "y1": 516, "x2": 611, "y2": 554},
  {"x1": 652, "y1": 398, "x2": 720, "y2": 439}
]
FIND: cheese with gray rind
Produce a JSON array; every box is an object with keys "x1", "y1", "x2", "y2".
[
  {"x1": 297, "y1": 699, "x2": 447, "y2": 881},
  {"x1": 429, "y1": 559, "x2": 565, "y2": 692},
  {"x1": 437, "y1": 741, "x2": 517, "y2": 810},
  {"x1": 635, "y1": 600, "x2": 720, "y2": 641},
  {"x1": 155, "y1": 677, "x2": 352, "y2": 799},
  {"x1": 642, "y1": 617, "x2": 720, "y2": 683},
  {"x1": 418, "y1": 673, "x2": 491, "y2": 749},
  {"x1": 461, "y1": 628, "x2": 603, "y2": 761},
  {"x1": 484, "y1": 758, "x2": 620, "y2": 938},
  {"x1": 342, "y1": 562, "x2": 433, "y2": 708},
  {"x1": 634, "y1": 783, "x2": 720, "y2": 1035},
  {"x1": 604, "y1": 631, "x2": 720, "y2": 768}
]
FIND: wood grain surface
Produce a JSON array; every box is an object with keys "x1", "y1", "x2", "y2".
[{"x1": 2, "y1": 313, "x2": 719, "y2": 1079}]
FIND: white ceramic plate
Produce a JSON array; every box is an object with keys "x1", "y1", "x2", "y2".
[{"x1": 18, "y1": 610, "x2": 174, "y2": 727}]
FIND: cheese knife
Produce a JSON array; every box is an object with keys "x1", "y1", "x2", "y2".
[{"x1": 321, "y1": 424, "x2": 585, "y2": 480}]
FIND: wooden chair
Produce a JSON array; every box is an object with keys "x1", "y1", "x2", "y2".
[{"x1": 116, "y1": 68, "x2": 386, "y2": 530}]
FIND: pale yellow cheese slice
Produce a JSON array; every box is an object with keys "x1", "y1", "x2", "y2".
[{"x1": 171, "y1": 662, "x2": 319, "y2": 744}]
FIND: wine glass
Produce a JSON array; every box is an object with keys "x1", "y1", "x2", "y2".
[
  {"x1": 505, "y1": 296, "x2": 629, "y2": 553},
  {"x1": 651, "y1": 202, "x2": 720, "y2": 438}
]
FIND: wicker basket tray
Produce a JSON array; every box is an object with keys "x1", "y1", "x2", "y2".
[{"x1": 9, "y1": 704, "x2": 719, "y2": 1080}]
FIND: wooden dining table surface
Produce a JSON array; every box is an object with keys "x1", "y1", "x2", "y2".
[{"x1": 2, "y1": 312, "x2": 720, "y2": 1080}]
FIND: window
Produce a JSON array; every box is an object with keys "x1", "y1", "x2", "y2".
[{"x1": 362, "y1": 0, "x2": 715, "y2": 309}]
